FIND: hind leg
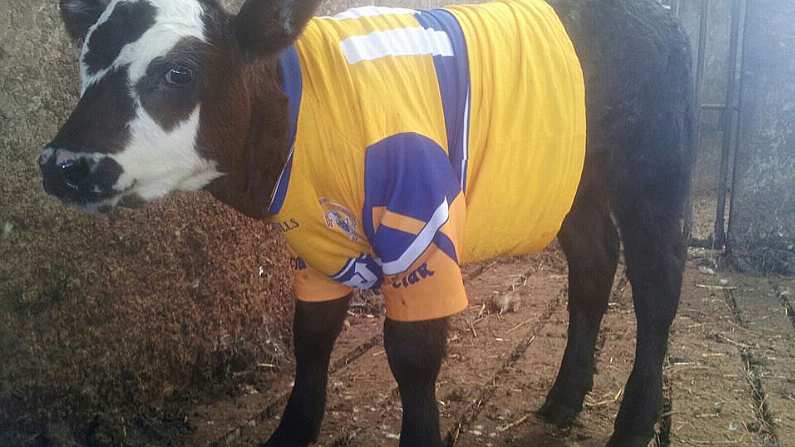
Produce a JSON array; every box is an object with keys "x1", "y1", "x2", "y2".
[
  {"x1": 607, "y1": 205, "x2": 685, "y2": 446},
  {"x1": 607, "y1": 39, "x2": 691, "y2": 445},
  {"x1": 539, "y1": 184, "x2": 620, "y2": 426}
]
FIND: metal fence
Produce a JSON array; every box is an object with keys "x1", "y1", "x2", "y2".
[
  {"x1": 669, "y1": 0, "x2": 747, "y2": 251},
  {"x1": 667, "y1": 1, "x2": 794, "y2": 275}
]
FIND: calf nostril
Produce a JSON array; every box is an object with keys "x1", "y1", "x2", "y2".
[{"x1": 58, "y1": 158, "x2": 91, "y2": 188}]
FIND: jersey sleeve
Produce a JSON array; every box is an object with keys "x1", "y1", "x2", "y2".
[
  {"x1": 363, "y1": 133, "x2": 468, "y2": 321},
  {"x1": 288, "y1": 249, "x2": 353, "y2": 302}
]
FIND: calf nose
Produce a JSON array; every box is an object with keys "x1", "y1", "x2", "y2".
[
  {"x1": 58, "y1": 158, "x2": 91, "y2": 188},
  {"x1": 39, "y1": 148, "x2": 121, "y2": 204}
]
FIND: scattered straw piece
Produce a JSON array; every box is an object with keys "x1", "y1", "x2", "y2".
[{"x1": 497, "y1": 413, "x2": 533, "y2": 432}]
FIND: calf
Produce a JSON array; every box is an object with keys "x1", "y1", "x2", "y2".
[{"x1": 39, "y1": 0, "x2": 693, "y2": 445}]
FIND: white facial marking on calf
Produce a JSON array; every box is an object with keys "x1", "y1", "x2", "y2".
[
  {"x1": 76, "y1": 0, "x2": 223, "y2": 204},
  {"x1": 81, "y1": 0, "x2": 207, "y2": 92},
  {"x1": 111, "y1": 107, "x2": 221, "y2": 201}
]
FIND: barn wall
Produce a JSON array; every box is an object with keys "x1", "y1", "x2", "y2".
[
  {"x1": 0, "y1": 1, "x2": 293, "y2": 444},
  {"x1": 728, "y1": 0, "x2": 795, "y2": 274}
]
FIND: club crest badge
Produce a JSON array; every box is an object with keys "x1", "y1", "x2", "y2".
[{"x1": 320, "y1": 197, "x2": 361, "y2": 242}]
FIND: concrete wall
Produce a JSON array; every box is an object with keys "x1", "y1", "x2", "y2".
[
  {"x1": 728, "y1": 0, "x2": 795, "y2": 274},
  {"x1": 674, "y1": 0, "x2": 795, "y2": 270}
]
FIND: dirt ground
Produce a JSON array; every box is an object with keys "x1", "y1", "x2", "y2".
[{"x1": 162, "y1": 247, "x2": 794, "y2": 447}]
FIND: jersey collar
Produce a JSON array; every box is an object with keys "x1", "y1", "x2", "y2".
[{"x1": 268, "y1": 46, "x2": 302, "y2": 215}]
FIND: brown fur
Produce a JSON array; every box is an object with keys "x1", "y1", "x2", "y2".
[{"x1": 199, "y1": 53, "x2": 290, "y2": 219}]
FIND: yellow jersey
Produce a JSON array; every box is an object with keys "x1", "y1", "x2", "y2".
[{"x1": 269, "y1": 0, "x2": 586, "y2": 321}]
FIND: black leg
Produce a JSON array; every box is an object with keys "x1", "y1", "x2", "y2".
[
  {"x1": 262, "y1": 294, "x2": 351, "y2": 447},
  {"x1": 540, "y1": 191, "x2": 620, "y2": 427},
  {"x1": 605, "y1": 35, "x2": 691, "y2": 443},
  {"x1": 607, "y1": 207, "x2": 685, "y2": 447},
  {"x1": 384, "y1": 317, "x2": 447, "y2": 447}
]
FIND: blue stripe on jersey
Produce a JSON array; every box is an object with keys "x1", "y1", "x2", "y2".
[
  {"x1": 363, "y1": 133, "x2": 461, "y2": 240},
  {"x1": 414, "y1": 9, "x2": 471, "y2": 192},
  {"x1": 434, "y1": 231, "x2": 459, "y2": 264},
  {"x1": 373, "y1": 225, "x2": 425, "y2": 264},
  {"x1": 268, "y1": 46, "x2": 302, "y2": 214},
  {"x1": 363, "y1": 133, "x2": 462, "y2": 268}
]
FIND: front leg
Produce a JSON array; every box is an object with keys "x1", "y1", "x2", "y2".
[
  {"x1": 262, "y1": 294, "x2": 351, "y2": 447},
  {"x1": 384, "y1": 317, "x2": 448, "y2": 447}
]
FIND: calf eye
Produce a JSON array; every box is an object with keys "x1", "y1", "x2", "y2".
[{"x1": 164, "y1": 66, "x2": 193, "y2": 86}]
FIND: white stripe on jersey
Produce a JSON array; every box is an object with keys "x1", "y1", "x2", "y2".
[
  {"x1": 340, "y1": 27, "x2": 453, "y2": 65},
  {"x1": 380, "y1": 198, "x2": 450, "y2": 275}
]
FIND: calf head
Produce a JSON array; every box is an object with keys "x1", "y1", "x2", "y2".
[{"x1": 40, "y1": 0, "x2": 320, "y2": 217}]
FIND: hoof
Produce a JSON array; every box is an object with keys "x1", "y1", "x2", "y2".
[
  {"x1": 605, "y1": 432, "x2": 654, "y2": 447},
  {"x1": 537, "y1": 399, "x2": 580, "y2": 427},
  {"x1": 260, "y1": 438, "x2": 308, "y2": 447},
  {"x1": 259, "y1": 430, "x2": 313, "y2": 447}
]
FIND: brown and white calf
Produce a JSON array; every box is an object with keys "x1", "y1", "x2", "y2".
[{"x1": 39, "y1": 0, "x2": 693, "y2": 445}]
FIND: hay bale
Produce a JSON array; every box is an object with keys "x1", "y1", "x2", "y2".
[{"x1": 0, "y1": 1, "x2": 293, "y2": 444}]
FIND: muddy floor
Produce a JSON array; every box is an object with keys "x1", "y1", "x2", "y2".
[{"x1": 183, "y1": 248, "x2": 795, "y2": 447}]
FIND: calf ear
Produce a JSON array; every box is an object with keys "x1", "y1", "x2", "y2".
[
  {"x1": 59, "y1": 0, "x2": 113, "y2": 41},
  {"x1": 233, "y1": 0, "x2": 322, "y2": 55}
]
